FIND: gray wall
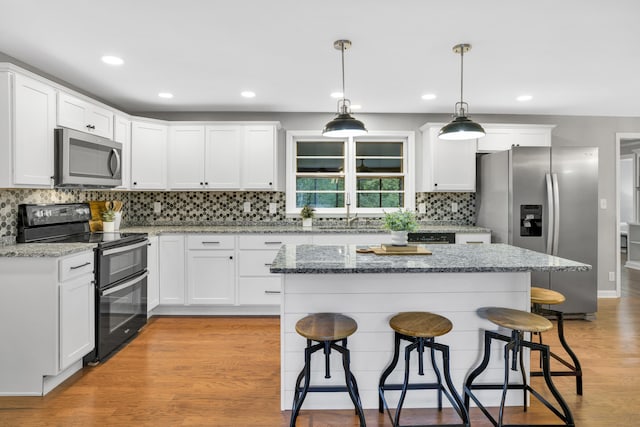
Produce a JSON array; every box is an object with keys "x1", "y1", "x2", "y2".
[{"x1": 141, "y1": 110, "x2": 640, "y2": 294}]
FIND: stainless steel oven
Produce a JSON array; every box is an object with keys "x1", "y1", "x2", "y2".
[{"x1": 89, "y1": 236, "x2": 149, "y2": 363}]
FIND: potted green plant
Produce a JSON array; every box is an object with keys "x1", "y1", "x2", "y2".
[
  {"x1": 300, "y1": 205, "x2": 315, "y2": 228},
  {"x1": 382, "y1": 209, "x2": 418, "y2": 246},
  {"x1": 102, "y1": 209, "x2": 116, "y2": 233}
]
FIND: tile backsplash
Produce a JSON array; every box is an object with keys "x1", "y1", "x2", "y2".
[{"x1": 0, "y1": 189, "x2": 475, "y2": 243}]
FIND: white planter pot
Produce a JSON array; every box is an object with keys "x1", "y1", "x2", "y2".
[
  {"x1": 302, "y1": 218, "x2": 313, "y2": 228},
  {"x1": 102, "y1": 221, "x2": 115, "y2": 233},
  {"x1": 390, "y1": 230, "x2": 409, "y2": 246}
]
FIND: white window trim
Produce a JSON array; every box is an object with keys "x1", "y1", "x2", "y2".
[{"x1": 286, "y1": 130, "x2": 415, "y2": 218}]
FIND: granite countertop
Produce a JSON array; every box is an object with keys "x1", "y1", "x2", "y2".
[
  {"x1": 0, "y1": 242, "x2": 96, "y2": 258},
  {"x1": 119, "y1": 224, "x2": 490, "y2": 236},
  {"x1": 269, "y1": 243, "x2": 591, "y2": 274}
]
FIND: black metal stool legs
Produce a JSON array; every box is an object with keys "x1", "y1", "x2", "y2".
[
  {"x1": 464, "y1": 330, "x2": 575, "y2": 427},
  {"x1": 378, "y1": 332, "x2": 469, "y2": 427},
  {"x1": 532, "y1": 305, "x2": 583, "y2": 395},
  {"x1": 290, "y1": 338, "x2": 365, "y2": 427}
]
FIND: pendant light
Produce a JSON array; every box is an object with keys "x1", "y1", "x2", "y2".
[
  {"x1": 322, "y1": 39, "x2": 367, "y2": 137},
  {"x1": 439, "y1": 43, "x2": 485, "y2": 140}
]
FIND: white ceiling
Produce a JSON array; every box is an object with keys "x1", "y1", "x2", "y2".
[{"x1": 1, "y1": 0, "x2": 638, "y2": 117}]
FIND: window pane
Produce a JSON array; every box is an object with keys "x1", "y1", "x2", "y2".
[
  {"x1": 356, "y1": 142, "x2": 402, "y2": 157},
  {"x1": 357, "y1": 177, "x2": 403, "y2": 191},
  {"x1": 297, "y1": 177, "x2": 344, "y2": 191},
  {"x1": 356, "y1": 159, "x2": 402, "y2": 173},
  {"x1": 357, "y1": 192, "x2": 404, "y2": 208},
  {"x1": 297, "y1": 158, "x2": 344, "y2": 173},
  {"x1": 297, "y1": 141, "x2": 344, "y2": 157},
  {"x1": 296, "y1": 192, "x2": 345, "y2": 208}
]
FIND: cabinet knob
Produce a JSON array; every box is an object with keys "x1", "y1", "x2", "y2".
[
  {"x1": 229, "y1": 256, "x2": 233, "y2": 260},
  {"x1": 268, "y1": 182, "x2": 272, "y2": 186},
  {"x1": 133, "y1": 182, "x2": 137, "y2": 186},
  {"x1": 205, "y1": 182, "x2": 208, "y2": 185},
  {"x1": 434, "y1": 183, "x2": 438, "y2": 186},
  {"x1": 200, "y1": 182, "x2": 204, "y2": 186}
]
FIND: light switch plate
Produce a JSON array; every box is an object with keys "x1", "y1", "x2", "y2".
[
  {"x1": 153, "y1": 202, "x2": 161, "y2": 214},
  {"x1": 451, "y1": 202, "x2": 458, "y2": 213},
  {"x1": 243, "y1": 202, "x2": 251, "y2": 213},
  {"x1": 269, "y1": 203, "x2": 278, "y2": 214},
  {"x1": 600, "y1": 198, "x2": 607, "y2": 209},
  {"x1": 418, "y1": 203, "x2": 426, "y2": 214}
]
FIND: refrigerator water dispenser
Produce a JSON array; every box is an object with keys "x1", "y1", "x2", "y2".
[{"x1": 520, "y1": 205, "x2": 542, "y2": 236}]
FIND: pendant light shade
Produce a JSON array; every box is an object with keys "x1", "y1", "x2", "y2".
[
  {"x1": 439, "y1": 44, "x2": 485, "y2": 141},
  {"x1": 323, "y1": 40, "x2": 367, "y2": 137}
]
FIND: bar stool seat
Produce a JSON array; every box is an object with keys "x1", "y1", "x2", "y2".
[
  {"x1": 379, "y1": 312, "x2": 469, "y2": 427},
  {"x1": 530, "y1": 286, "x2": 583, "y2": 395},
  {"x1": 464, "y1": 306, "x2": 574, "y2": 427},
  {"x1": 290, "y1": 313, "x2": 365, "y2": 427}
]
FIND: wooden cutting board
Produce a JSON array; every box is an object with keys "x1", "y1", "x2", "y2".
[{"x1": 357, "y1": 246, "x2": 432, "y2": 255}]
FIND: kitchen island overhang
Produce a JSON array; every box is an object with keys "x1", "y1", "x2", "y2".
[{"x1": 271, "y1": 243, "x2": 590, "y2": 411}]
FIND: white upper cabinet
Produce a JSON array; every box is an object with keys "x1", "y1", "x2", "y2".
[
  {"x1": 168, "y1": 125, "x2": 207, "y2": 189},
  {"x1": 205, "y1": 125, "x2": 242, "y2": 189},
  {"x1": 242, "y1": 125, "x2": 278, "y2": 190},
  {"x1": 419, "y1": 123, "x2": 477, "y2": 192},
  {"x1": 476, "y1": 124, "x2": 554, "y2": 152},
  {"x1": 131, "y1": 120, "x2": 168, "y2": 189},
  {"x1": 0, "y1": 71, "x2": 56, "y2": 188},
  {"x1": 166, "y1": 122, "x2": 281, "y2": 191},
  {"x1": 57, "y1": 92, "x2": 113, "y2": 139}
]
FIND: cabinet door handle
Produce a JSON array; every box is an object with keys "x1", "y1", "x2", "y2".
[
  {"x1": 70, "y1": 261, "x2": 91, "y2": 270},
  {"x1": 264, "y1": 263, "x2": 272, "y2": 267},
  {"x1": 264, "y1": 290, "x2": 281, "y2": 294},
  {"x1": 465, "y1": 241, "x2": 485, "y2": 244},
  {"x1": 86, "y1": 124, "x2": 95, "y2": 130},
  {"x1": 202, "y1": 241, "x2": 220, "y2": 244},
  {"x1": 264, "y1": 241, "x2": 282, "y2": 245}
]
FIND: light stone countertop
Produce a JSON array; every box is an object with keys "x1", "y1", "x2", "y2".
[
  {"x1": 269, "y1": 243, "x2": 591, "y2": 274},
  {"x1": 0, "y1": 224, "x2": 490, "y2": 257}
]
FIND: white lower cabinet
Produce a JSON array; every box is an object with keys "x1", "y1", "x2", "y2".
[
  {"x1": 0, "y1": 250, "x2": 95, "y2": 396},
  {"x1": 187, "y1": 235, "x2": 236, "y2": 305},
  {"x1": 158, "y1": 234, "x2": 185, "y2": 304},
  {"x1": 146, "y1": 236, "x2": 159, "y2": 312},
  {"x1": 238, "y1": 234, "x2": 312, "y2": 305}
]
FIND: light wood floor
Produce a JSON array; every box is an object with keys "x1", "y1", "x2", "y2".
[{"x1": 1, "y1": 268, "x2": 638, "y2": 426}]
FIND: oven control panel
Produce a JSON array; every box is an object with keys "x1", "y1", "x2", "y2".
[{"x1": 18, "y1": 203, "x2": 92, "y2": 227}]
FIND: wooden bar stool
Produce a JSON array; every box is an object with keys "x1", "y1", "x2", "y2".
[
  {"x1": 290, "y1": 313, "x2": 365, "y2": 427},
  {"x1": 530, "y1": 286, "x2": 583, "y2": 395},
  {"x1": 464, "y1": 307, "x2": 574, "y2": 427},
  {"x1": 378, "y1": 311, "x2": 469, "y2": 427}
]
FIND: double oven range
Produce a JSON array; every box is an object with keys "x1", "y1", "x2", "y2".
[{"x1": 18, "y1": 203, "x2": 148, "y2": 363}]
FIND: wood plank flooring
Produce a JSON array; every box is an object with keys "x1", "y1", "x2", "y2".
[{"x1": 1, "y1": 266, "x2": 638, "y2": 426}]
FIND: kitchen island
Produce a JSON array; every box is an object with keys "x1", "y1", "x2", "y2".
[{"x1": 270, "y1": 243, "x2": 590, "y2": 411}]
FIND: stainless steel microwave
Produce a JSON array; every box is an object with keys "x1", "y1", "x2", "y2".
[{"x1": 54, "y1": 127, "x2": 122, "y2": 188}]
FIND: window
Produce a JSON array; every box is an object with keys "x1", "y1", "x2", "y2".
[{"x1": 286, "y1": 131, "x2": 415, "y2": 216}]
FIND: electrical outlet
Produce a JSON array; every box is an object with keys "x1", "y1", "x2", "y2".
[
  {"x1": 418, "y1": 203, "x2": 426, "y2": 214},
  {"x1": 451, "y1": 202, "x2": 458, "y2": 213},
  {"x1": 609, "y1": 271, "x2": 615, "y2": 281},
  {"x1": 243, "y1": 202, "x2": 251, "y2": 213},
  {"x1": 153, "y1": 201, "x2": 161, "y2": 214},
  {"x1": 269, "y1": 202, "x2": 278, "y2": 214},
  {"x1": 600, "y1": 198, "x2": 607, "y2": 209}
]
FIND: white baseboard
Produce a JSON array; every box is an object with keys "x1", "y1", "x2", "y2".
[{"x1": 598, "y1": 290, "x2": 620, "y2": 298}]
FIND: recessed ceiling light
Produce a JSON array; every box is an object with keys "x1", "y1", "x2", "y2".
[
  {"x1": 158, "y1": 92, "x2": 173, "y2": 99},
  {"x1": 516, "y1": 95, "x2": 533, "y2": 102},
  {"x1": 241, "y1": 91, "x2": 256, "y2": 98},
  {"x1": 421, "y1": 93, "x2": 437, "y2": 100},
  {"x1": 330, "y1": 92, "x2": 344, "y2": 98},
  {"x1": 101, "y1": 55, "x2": 124, "y2": 66},
  {"x1": 350, "y1": 104, "x2": 362, "y2": 110}
]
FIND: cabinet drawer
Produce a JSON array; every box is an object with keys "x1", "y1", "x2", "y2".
[
  {"x1": 238, "y1": 277, "x2": 281, "y2": 305},
  {"x1": 239, "y1": 250, "x2": 279, "y2": 276},
  {"x1": 455, "y1": 233, "x2": 491, "y2": 244},
  {"x1": 187, "y1": 234, "x2": 235, "y2": 250},
  {"x1": 59, "y1": 251, "x2": 94, "y2": 282},
  {"x1": 238, "y1": 234, "x2": 311, "y2": 249}
]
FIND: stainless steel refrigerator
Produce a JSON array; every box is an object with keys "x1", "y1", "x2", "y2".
[{"x1": 476, "y1": 146, "x2": 598, "y2": 315}]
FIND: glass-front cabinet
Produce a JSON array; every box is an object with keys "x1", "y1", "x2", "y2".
[{"x1": 286, "y1": 131, "x2": 415, "y2": 217}]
